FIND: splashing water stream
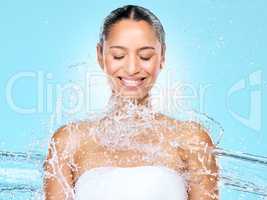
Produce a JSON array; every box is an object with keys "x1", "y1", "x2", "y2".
[{"x1": 1, "y1": 94, "x2": 267, "y2": 199}]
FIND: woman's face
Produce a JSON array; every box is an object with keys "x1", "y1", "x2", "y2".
[{"x1": 97, "y1": 19, "x2": 165, "y2": 99}]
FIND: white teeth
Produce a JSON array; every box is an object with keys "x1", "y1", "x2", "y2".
[{"x1": 121, "y1": 78, "x2": 143, "y2": 87}]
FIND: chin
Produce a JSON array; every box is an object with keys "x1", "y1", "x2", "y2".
[{"x1": 116, "y1": 89, "x2": 148, "y2": 100}]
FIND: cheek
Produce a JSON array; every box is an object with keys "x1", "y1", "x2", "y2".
[
  {"x1": 104, "y1": 56, "x2": 122, "y2": 75},
  {"x1": 141, "y1": 59, "x2": 161, "y2": 78}
]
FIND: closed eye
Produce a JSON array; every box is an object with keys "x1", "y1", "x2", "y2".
[
  {"x1": 114, "y1": 56, "x2": 124, "y2": 60},
  {"x1": 140, "y1": 56, "x2": 151, "y2": 61}
]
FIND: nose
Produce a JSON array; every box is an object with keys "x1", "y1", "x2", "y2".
[{"x1": 125, "y1": 54, "x2": 140, "y2": 75}]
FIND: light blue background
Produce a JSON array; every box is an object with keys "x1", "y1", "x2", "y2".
[{"x1": 0, "y1": 1, "x2": 266, "y2": 199}]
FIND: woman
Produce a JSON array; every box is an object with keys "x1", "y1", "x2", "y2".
[{"x1": 43, "y1": 4, "x2": 219, "y2": 200}]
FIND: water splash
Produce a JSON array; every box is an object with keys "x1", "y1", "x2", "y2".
[
  {"x1": 1, "y1": 147, "x2": 267, "y2": 199},
  {"x1": 1, "y1": 137, "x2": 267, "y2": 196},
  {"x1": 1, "y1": 93, "x2": 266, "y2": 199}
]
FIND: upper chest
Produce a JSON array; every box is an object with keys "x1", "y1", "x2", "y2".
[{"x1": 72, "y1": 127, "x2": 188, "y2": 183}]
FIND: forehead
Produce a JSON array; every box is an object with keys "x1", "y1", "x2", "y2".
[{"x1": 104, "y1": 19, "x2": 160, "y2": 48}]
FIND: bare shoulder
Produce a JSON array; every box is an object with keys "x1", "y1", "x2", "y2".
[
  {"x1": 158, "y1": 113, "x2": 214, "y2": 148},
  {"x1": 178, "y1": 120, "x2": 214, "y2": 147},
  {"x1": 47, "y1": 120, "x2": 95, "y2": 157}
]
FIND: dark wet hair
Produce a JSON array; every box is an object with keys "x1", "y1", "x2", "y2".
[{"x1": 99, "y1": 4, "x2": 166, "y2": 52}]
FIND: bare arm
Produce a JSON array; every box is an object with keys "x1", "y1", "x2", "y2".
[
  {"x1": 183, "y1": 122, "x2": 219, "y2": 200},
  {"x1": 43, "y1": 125, "x2": 76, "y2": 200}
]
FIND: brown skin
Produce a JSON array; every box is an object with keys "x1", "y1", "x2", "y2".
[
  {"x1": 97, "y1": 19, "x2": 165, "y2": 100},
  {"x1": 43, "y1": 19, "x2": 219, "y2": 200}
]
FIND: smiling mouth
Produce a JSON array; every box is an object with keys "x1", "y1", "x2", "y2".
[{"x1": 118, "y1": 76, "x2": 146, "y2": 88}]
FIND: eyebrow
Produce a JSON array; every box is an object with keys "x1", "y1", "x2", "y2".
[
  {"x1": 139, "y1": 46, "x2": 155, "y2": 51},
  {"x1": 110, "y1": 46, "x2": 155, "y2": 51},
  {"x1": 110, "y1": 46, "x2": 127, "y2": 50}
]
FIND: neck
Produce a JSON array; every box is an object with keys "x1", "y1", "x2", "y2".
[{"x1": 106, "y1": 91, "x2": 154, "y2": 118}]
